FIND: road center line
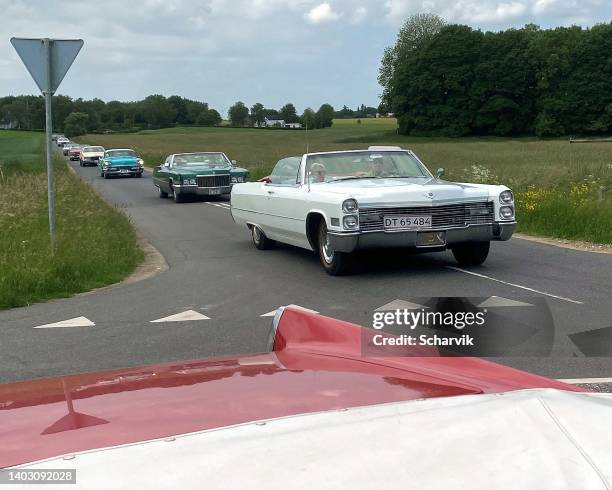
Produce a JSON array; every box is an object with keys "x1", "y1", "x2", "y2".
[{"x1": 446, "y1": 266, "x2": 583, "y2": 304}]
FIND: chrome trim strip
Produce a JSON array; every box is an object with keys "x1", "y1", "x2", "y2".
[{"x1": 267, "y1": 306, "x2": 286, "y2": 352}]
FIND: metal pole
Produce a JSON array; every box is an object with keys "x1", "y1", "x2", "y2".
[{"x1": 43, "y1": 38, "x2": 56, "y2": 249}]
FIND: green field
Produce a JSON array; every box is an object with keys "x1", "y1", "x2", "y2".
[
  {"x1": 0, "y1": 130, "x2": 143, "y2": 309},
  {"x1": 78, "y1": 119, "x2": 612, "y2": 244}
]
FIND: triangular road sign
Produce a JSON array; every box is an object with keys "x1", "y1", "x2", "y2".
[
  {"x1": 11, "y1": 38, "x2": 83, "y2": 94},
  {"x1": 34, "y1": 316, "x2": 95, "y2": 329},
  {"x1": 151, "y1": 310, "x2": 210, "y2": 323}
]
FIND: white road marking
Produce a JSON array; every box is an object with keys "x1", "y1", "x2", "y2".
[
  {"x1": 34, "y1": 316, "x2": 95, "y2": 329},
  {"x1": 447, "y1": 266, "x2": 583, "y2": 304},
  {"x1": 477, "y1": 296, "x2": 533, "y2": 308},
  {"x1": 375, "y1": 299, "x2": 428, "y2": 311},
  {"x1": 557, "y1": 377, "x2": 612, "y2": 384},
  {"x1": 261, "y1": 305, "x2": 319, "y2": 317},
  {"x1": 150, "y1": 310, "x2": 210, "y2": 323},
  {"x1": 206, "y1": 202, "x2": 230, "y2": 210}
]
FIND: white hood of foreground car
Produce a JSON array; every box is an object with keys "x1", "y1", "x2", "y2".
[
  {"x1": 313, "y1": 179, "x2": 495, "y2": 205},
  {"x1": 21, "y1": 389, "x2": 612, "y2": 489}
]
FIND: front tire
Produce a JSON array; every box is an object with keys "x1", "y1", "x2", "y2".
[
  {"x1": 318, "y1": 221, "x2": 351, "y2": 275},
  {"x1": 158, "y1": 186, "x2": 168, "y2": 198},
  {"x1": 171, "y1": 184, "x2": 182, "y2": 203},
  {"x1": 251, "y1": 225, "x2": 275, "y2": 250},
  {"x1": 452, "y1": 241, "x2": 490, "y2": 266}
]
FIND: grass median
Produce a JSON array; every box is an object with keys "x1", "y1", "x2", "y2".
[
  {"x1": 0, "y1": 130, "x2": 143, "y2": 310},
  {"x1": 79, "y1": 119, "x2": 611, "y2": 245}
]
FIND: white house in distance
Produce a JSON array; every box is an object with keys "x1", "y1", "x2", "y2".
[{"x1": 255, "y1": 116, "x2": 302, "y2": 129}]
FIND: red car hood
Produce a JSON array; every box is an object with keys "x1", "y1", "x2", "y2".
[{"x1": 0, "y1": 307, "x2": 580, "y2": 468}]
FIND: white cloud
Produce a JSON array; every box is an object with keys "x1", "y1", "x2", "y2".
[
  {"x1": 305, "y1": 3, "x2": 341, "y2": 23},
  {"x1": 351, "y1": 6, "x2": 368, "y2": 23}
]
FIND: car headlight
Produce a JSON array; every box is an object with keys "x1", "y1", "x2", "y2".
[
  {"x1": 103, "y1": 162, "x2": 109, "y2": 168},
  {"x1": 343, "y1": 215, "x2": 359, "y2": 229},
  {"x1": 138, "y1": 159, "x2": 144, "y2": 167},
  {"x1": 342, "y1": 199, "x2": 358, "y2": 213},
  {"x1": 500, "y1": 190, "x2": 513, "y2": 204},
  {"x1": 499, "y1": 205, "x2": 514, "y2": 220}
]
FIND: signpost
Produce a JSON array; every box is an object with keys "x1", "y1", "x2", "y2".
[{"x1": 10, "y1": 37, "x2": 83, "y2": 248}]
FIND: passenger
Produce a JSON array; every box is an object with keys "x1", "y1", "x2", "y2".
[{"x1": 310, "y1": 162, "x2": 327, "y2": 183}]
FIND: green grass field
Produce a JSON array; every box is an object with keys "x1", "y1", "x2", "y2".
[
  {"x1": 0, "y1": 130, "x2": 143, "y2": 309},
  {"x1": 78, "y1": 119, "x2": 612, "y2": 244}
]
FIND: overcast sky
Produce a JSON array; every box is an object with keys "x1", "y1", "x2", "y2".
[{"x1": 0, "y1": 0, "x2": 610, "y2": 115}]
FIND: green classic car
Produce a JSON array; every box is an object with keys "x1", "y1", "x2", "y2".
[{"x1": 153, "y1": 152, "x2": 249, "y2": 203}]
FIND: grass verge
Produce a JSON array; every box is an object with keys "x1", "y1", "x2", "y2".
[{"x1": 0, "y1": 130, "x2": 143, "y2": 309}]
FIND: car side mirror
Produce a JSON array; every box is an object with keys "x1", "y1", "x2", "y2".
[
  {"x1": 436, "y1": 167, "x2": 445, "y2": 178},
  {"x1": 231, "y1": 160, "x2": 237, "y2": 166}
]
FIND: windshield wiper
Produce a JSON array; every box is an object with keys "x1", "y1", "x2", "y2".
[{"x1": 329, "y1": 176, "x2": 381, "y2": 182}]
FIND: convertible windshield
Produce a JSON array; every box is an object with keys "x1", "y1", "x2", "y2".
[
  {"x1": 106, "y1": 150, "x2": 137, "y2": 158},
  {"x1": 173, "y1": 152, "x2": 230, "y2": 167},
  {"x1": 306, "y1": 151, "x2": 431, "y2": 183},
  {"x1": 84, "y1": 146, "x2": 104, "y2": 152}
]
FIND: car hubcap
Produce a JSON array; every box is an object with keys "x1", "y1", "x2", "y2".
[
  {"x1": 253, "y1": 227, "x2": 262, "y2": 243},
  {"x1": 321, "y1": 233, "x2": 334, "y2": 264}
]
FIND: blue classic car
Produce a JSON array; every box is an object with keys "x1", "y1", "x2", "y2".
[{"x1": 99, "y1": 149, "x2": 144, "y2": 178}]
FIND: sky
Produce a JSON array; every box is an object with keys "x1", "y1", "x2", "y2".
[{"x1": 0, "y1": 0, "x2": 610, "y2": 116}]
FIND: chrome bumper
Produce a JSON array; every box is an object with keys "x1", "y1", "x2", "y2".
[
  {"x1": 328, "y1": 223, "x2": 516, "y2": 253},
  {"x1": 174, "y1": 185, "x2": 232, "y2": 196}
]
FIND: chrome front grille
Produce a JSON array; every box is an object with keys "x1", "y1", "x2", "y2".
[
  {"x1": 358, "y1": 201, "x2": 494, "y2": 231},
  {"x1": 197, "y1": 174, "x2": 230, "y2": 187}
]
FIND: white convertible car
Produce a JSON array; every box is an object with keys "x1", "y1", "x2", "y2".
[{"x1": 230, "y1": 147, "x2": 516, "y2": 275}]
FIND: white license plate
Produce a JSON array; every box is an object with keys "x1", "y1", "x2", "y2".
[
  {"x1": 208, "y1": 188, "x2": 221, "y2": 195},
  {"x1": 120, "y1": 169, "x2": 128, "y2": 174},
  {"x1": 383, "y1": 215, "x2": 432, "y2": 230}
]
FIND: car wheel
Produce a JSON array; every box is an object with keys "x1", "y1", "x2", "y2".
[
  {"x1": 136, "y1": 173, "x2": 142, "y2": 178},
  {"x1": 318, "y1": 221, "x2": 351, "y2": 275},
  {"x1": 158, "y1": 186, "x2": 168, "y2": 198},
  {"x1": 251, "y1": 225, "x2": 275, "y2": 250},
  {"x1": 170, "y1": 184, "x2": 182, "y2": 203},
  {"x1": 100, "y1": 171, "x2": 104, "y2": 177},
  {"x1": 103, "y1": 172, "x2": 110, "y2": 179},
  {"x1": 452, "y1": 241, "x2": 490, "y2": 266},
  {"x1": 79, "y1": 160, "x2": 83, "y2": 167}
]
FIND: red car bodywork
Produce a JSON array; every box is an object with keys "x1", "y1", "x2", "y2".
[{"x1": 0, "y1": 307, "x2": 581, "y2": 468}]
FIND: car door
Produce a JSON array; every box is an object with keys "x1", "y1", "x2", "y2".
[
  {"x1": 263, "y1": 157, "x2": 308, "y2": 247},
  {"x1": 155, "y1": 156, "x2": 172, "y2": 192}
]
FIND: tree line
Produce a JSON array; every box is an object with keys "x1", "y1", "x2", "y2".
[
  {"x1": 0, "y1": 94, "x2": 222, "y2": 137},
  {"x1": 379, "y1": 15, "x2": 612, "y2": 137},
  {"x1": 227, "y1": 101, "x2": 341, "y2": 128}
]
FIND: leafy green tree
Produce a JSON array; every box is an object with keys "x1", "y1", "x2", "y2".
[
  {"x1": 228, "y1": 101, "x2": 249, "y2": 126},
  {"x1": 315, "y1": 103, "x2": 335, "y2": 128},
  {"x1": 64, "y1": 112, "x2": 90, "y2": 137},
  {"x1": 196, "y1": 109, "x2": 222, "y2": 126},
  {"x1": 250, "y1": 103, "x2": 265, "y2": 126},
  {"x1": 379, "y1": 14, "x2": 445, "y2": 113},
  {"x1": 141, "y1": 95, "x2": 177, "y2": 128},
  {"x1": 279, "y1": 103, "x2": 298, "y2": 123},
  {"x1": 300, "y1": 107, "x2": 316, "y2": 128}
]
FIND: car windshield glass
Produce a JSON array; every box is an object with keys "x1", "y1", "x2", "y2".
[
  {"x1": 107, "y1": 150, "x2": 137, "y2": 158},
  {"x1": 84, "y1": 147, "x2": 104, "y2": 152},
  {"x1": 173, "y1": 153, "x2": 230, "y2": 167},
  {"x1": 305, "y1": 151, "x2": 430, "y2": 183}
]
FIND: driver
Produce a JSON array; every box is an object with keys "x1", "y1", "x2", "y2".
[
  {"x1": 370, "y1": 156, "x2": 395, "y2": 177},
  {"x1": 310, "y1": 162, "x2": 327, "y2": 183}
]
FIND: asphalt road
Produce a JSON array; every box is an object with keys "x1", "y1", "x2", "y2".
[{"x1": 1, "y1": 157, "x2": 611, "y2": 383}]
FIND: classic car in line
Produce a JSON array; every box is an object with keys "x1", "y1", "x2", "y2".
[
  {"x1": 98, "y1": 148, "x2": 144, "y2": 178},
  {"x1": 231, "y1": 147, "x2": 516, "y2": 275},
  {"x1": 79, "y1": 145, "x2": 105, "y2": 167},
  {"x1": 66, "y1": 145, "x2": 83, "y2": 161},
  {"x1": 2, "y1": 307, "x2": 607, "y2": 490},
  {"x1": 56, "y1": 136, "x2": 69, "y2": 147},
  {"x1": 153, "y1": 152, "x2": 248, "y2": 203}
]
